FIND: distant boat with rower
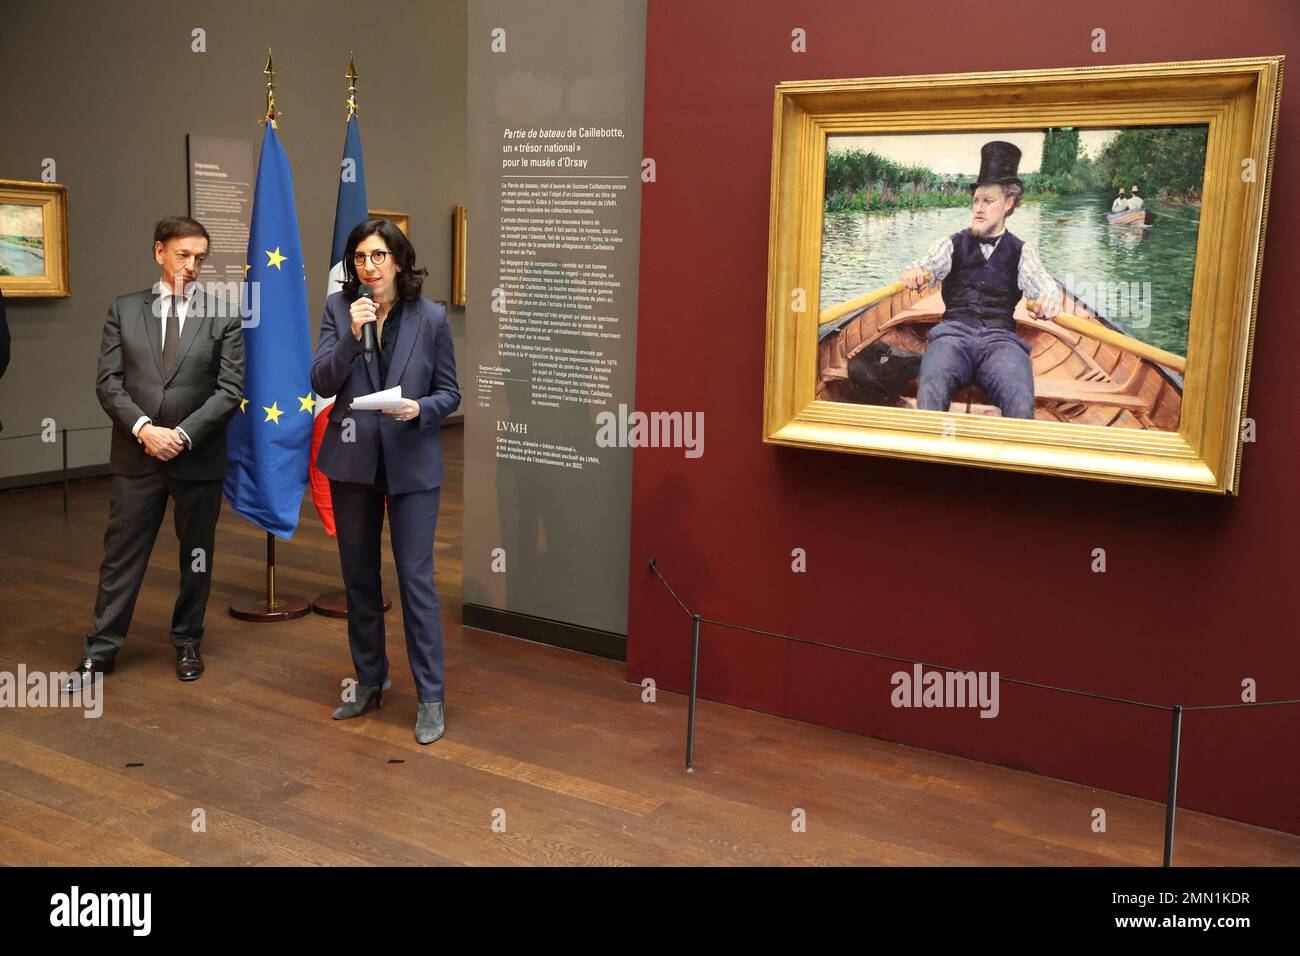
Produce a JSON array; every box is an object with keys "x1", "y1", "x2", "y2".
[
  {"x1": 1107, "y1": 208, "x2": 1157, "y2": 226},
  {"x1": 1107, "y1": 185, "x2": 1155, "y2": 226}
]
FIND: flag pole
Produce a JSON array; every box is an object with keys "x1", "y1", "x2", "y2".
[
  {"x1": 232, "y1": 530, "x2": 310, "y2": 621},
  {"x1": 312, "y1": 52, "x2": 391, "y2": 620},
  {"x1": 262, "y1": 48, "x2": 279, "y2": 129},
  {"x1": 345, "y1": 51, "x2": 358, "y2": 121},
  {"x1": 230, "y1": 49, "x2": 310, "y2": 623}
]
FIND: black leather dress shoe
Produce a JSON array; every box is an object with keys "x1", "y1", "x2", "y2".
[
  {"x1": 176, "y1": 644, "x2": 204, "y2": 681},
  {"x1": 61, "y1": 657, "x2": 114, "y2": 694}
]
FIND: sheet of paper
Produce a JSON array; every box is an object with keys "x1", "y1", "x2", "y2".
[{"x1": 349, "y1": 386, "x2": 406, "y2": 411}]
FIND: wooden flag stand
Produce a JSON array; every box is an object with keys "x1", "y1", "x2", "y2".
[{"x1": 230, "y1": 532, "x2": 311, "y2": 621}]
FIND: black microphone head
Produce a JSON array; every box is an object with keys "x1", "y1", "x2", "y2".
[{"x1": 359, "y1": 287, "x2": 373, "y2": 300}]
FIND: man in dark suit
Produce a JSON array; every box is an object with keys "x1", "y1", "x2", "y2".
[{"x1": 64, "y1": 216, "x2": 245, "y2": 692}]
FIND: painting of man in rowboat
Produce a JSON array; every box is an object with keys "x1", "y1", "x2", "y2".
[{"x1": 818, "y1": 125, "x2": 1208, "y2": 431}]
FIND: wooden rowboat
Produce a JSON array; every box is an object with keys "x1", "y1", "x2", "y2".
[
  {"x1": 1106, "y1": 208, "x2": 1157, "y2": 226},
  {"x1": 818, "y1": 282, "x2": 1183, "y2": 430}
]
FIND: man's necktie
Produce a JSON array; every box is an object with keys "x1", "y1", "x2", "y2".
[{"x1": 161, "y1": 295, "x2": 179, "y2": 377}]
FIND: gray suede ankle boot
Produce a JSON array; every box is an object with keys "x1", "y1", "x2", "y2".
[
  {"x1": 332, "y1": 676, "x2": 392, "y2": 720},
  {"x1": 415, "y1": 701, "x2": 444, "y2": 744}
]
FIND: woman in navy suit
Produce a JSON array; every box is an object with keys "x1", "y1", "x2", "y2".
[{"x1": 311, "y1": 219, "x2": 460, "y2": 744}]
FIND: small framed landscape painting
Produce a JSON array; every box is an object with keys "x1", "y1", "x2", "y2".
[{"x1": 0, "y1": 179, "x2": 70, "y2": 298}]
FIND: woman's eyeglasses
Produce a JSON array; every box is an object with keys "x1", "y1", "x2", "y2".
[{"x1": 352, "y1": 250, "x2": 390, "y2": 266}]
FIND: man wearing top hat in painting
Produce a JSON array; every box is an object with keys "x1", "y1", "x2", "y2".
[{"x1": 900, "y1": 140, "x2": 1062, "y2": 419}]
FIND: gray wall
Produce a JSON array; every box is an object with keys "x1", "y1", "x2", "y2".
[{"x1": 0, "y1": 0, "x2": 467, "y2": 481}]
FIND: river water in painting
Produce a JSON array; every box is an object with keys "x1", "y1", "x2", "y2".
[
  {"x1": 0, "y1": 238, "x2": 45, "y2": 276},
  {"x1": 820, "y1": 194, "x2": 1201, "y2": 355}
]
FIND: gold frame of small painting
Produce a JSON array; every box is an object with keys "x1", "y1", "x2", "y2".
[
  {"x1": 369, "y1": 208, "x2": 410, "y2": 236},
  {"x1": 0, "y1": 179, "x2": 71, "y2": 298},
  {"x1": 451, "y1": 204, "x2": 467, "y2": 307},
  {"x1": 762, "y1": 57, "x2": 1283, "y2": 495}
]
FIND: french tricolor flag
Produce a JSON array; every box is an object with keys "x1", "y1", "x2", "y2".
[{"x1": 311, "y1": 112, "x2": 368, "y2": 536}]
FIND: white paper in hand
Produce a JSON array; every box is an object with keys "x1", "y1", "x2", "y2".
[{"x1": 349, "y1": 386, "x2": 405, "y2": 411}]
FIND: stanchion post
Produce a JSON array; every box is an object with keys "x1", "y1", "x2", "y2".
[
  {"x1": 686, "y1": 613, "x2": 701, "y2": 773},
  {"x1": 1163, "y1": 704, "x2": 1184, "y2": 867},
  {"x1": 61, "y1": 427, "x2": 69, "y2": 513}
]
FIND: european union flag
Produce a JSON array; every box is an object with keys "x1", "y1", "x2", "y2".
[{"x1": 224, "y1": 124, "x2": 314, "y2": 539}]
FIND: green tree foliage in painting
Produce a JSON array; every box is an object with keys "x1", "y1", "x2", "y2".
[
  {"x1": 1095, "y1": 126, "x2": 1208, "y2": 199},
  {"x1": 824, "y1": 126, "x2": 1207, "y2": 212},
  {"x1": 1027, "y1": 127, "x2": 1101, "y2": 195},
  {"x1": 825, "y1": 150, "x2": 969, "y2": 211},
  {"x1": 1040, "y1": 128, "x2": 1080, "y2": 176}
]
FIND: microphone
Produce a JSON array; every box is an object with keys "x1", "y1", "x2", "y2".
[{"x1": 359, "y1": 287, "x2": 375, "y2": 363}]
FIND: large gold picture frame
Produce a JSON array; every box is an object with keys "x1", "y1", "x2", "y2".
[
  {"x1": 762, "y1": 58, "x2": 1283, "y2": 494},
  {"x1": 0, "y1": 178, "x2": 70, "y2": 298}
]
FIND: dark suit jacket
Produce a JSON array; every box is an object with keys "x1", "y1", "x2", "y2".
[
  {"x1": 311, "y1": 292, "x2": 460, "y2": 493},
  {"x1": 96, "y1": 287, "x2": 245, "y2": 481}
]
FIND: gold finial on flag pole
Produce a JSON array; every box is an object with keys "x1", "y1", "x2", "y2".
[
  {"x1": 262, "y1": 48, "x2": 280, "y2": 128},
  {"x1": 346, "y1": 52, "x2": 359, "y2": 120}
]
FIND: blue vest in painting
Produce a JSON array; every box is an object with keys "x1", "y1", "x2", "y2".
[{"x1": 940, "y1": 228, "x2": 1023, "y2": 332}]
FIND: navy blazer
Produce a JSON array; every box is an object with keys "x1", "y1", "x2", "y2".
[{"x1": 311, "y1": 292, "x2": 460, "y2": 493}]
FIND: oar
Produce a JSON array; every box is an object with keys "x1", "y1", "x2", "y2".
[
  {"x1": 821, "y1": 277, "x2": 1187, "y2": 373},
  {"x1": 1027, "y1": 302, "x2": 1187, "y2": 373},
  {"x1": 818, "y1": 273, "x2": 931, "y2": 328}
]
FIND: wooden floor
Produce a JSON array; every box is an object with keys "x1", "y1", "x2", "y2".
[{"x1": 1, "y1": 423, "x2": 1297, "y2": 866}]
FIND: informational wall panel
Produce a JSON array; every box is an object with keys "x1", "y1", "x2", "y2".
[
  {"x1": 463, "y1": 0, "x2": 646, "y2": 644},
  {"x1": 187, "y1": 134, "x2": 255, "y2": 305}
]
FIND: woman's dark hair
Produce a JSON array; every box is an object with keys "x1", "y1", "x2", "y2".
[{"x1": 341, "y1": 219, "x2": 427, "y2": 301}]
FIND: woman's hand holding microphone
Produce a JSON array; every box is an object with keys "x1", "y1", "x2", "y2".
[
  {"x1": 350, "y1": 293, "x2": 420, "y2": 422},
  {"x1": 350, "y1": 294, "x2": 377, "y2": 342}
]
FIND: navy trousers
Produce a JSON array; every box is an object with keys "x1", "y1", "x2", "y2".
[
  {"x1": 330, "y1": 472, "x2": 445, "y2": 703},
  {"x1": 917, "y1": 320, "x2": 1036, "y2": 419}
]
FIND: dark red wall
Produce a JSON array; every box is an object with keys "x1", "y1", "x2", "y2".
[{"x1": 628, "y1": 0, "x2": 1300, "y2": 837}]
